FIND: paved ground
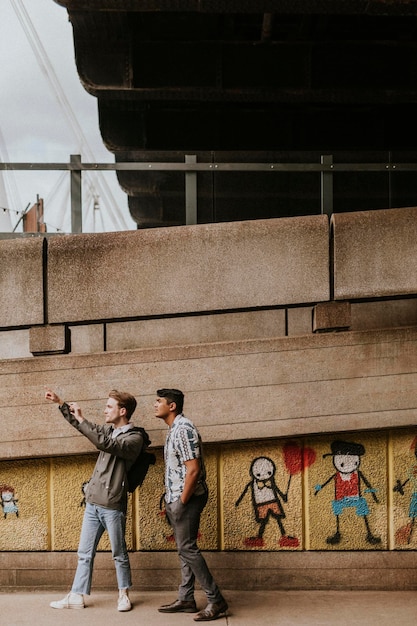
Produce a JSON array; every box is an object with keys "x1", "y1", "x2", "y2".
[{"x1": 3, "y1": 589, "x2": 417, "y2": 626}]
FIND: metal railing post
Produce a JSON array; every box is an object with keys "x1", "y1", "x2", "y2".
[
  {"x1": 185, "y1": 154, "x2": 197, "y2": 225},
  {"x1": 321, "y1": 154, "x2": 334, "y2": 217},
  {"x1": 70, "y1": 154, "x2": 82, "y2": 233}
]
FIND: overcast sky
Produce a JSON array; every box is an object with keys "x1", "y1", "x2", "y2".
[{"x1": 0, "y1": 0, "x2": 136, "y2": 233}]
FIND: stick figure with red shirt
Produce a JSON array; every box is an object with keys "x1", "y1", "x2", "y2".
[{"x1": 314, "y1": 440, "x2": 381, "y2": 546}]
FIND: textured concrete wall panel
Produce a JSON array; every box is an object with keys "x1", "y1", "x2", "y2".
[
  {"x1": 47, "y1": 216, "x2": 330, "y2": 323},
  {"x1": 2, "y1": 550, "x2": 417, "y2": 591},
  {"x1": 0, "y1": 329, "x2": 31, "y2": 359},
  {"x1": 0, "y1": 459, "x2": 48, "y2": 550},
  {"x1": 391, "y1": 429, "x2": 417, "y2": 550},
  {"x1": 2, "y1": 327, "x2": 417, "y2": 460},
  {"x1": 0, "y1": 237, "x2": 44, "y2": 328},
  {"x1": 107, "y1": 310, "x2": 286, "y2": 352},
  {"x1": 307, "y1": 432, "x2": 388, "y2": 550},
  {"x1": 223, "y1": 441, "x2": 303, "y2": 551},
  {"x1": 313, "y1": 302, "x2": 351, "y2": 332},
  {"x1": 332, "y1": 207, "x2": 417, "y2": 300},
  {"x1": 51, "y1": 455, "x2": 96, "y2": 551},
  {"x1": 29, "y1": 325, "x2": 69, "y2": 356},
  {"x1": 135, "y1": 449, "x2": 166, "y2": 550},
  {"x1": 351, "y1": 299, "x2": 417, "y2": 332},
  {"x1": 2, "y1": 429, "x2": 417, "y2": 567},
  {"x1": 69, "y1": 324, "x2": 105, "y2": 354},
  {"x1": 287, "y1": 307, "x2": 313, "y2": 336}
]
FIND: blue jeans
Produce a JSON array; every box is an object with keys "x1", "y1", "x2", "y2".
[
  {"x1": 165, "y1": 492, "x2": 223, "y2": 604},
  {"x1": 71, "y1": 502, "x2": 131, "y2": 595}
]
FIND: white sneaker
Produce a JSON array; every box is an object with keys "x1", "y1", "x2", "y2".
[
  {"x1": 118, "y1": 591, "x2": 132, "y2": 612},
  {"x1": 50, "y1": 592, "x2": 84, "y2": 609}
]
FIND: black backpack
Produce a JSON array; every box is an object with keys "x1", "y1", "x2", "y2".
[{"x1": 126, "y1": 427, "x2": 156, "y2": 492}]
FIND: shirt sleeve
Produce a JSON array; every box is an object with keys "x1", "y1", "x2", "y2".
[
  {"x1": 78, "y1": 420, "x2": 143, "y2": 461},
  {"x1": 59, "y1": 403, "x2": 142, "y2": 461},
  {"x1": 175, "y1": 424, "x2": 201, "y2": 463}
]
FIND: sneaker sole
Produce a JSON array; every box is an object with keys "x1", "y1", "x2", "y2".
[{"x1": 50, "y1": 604, "x2": 84, "y2": 609}]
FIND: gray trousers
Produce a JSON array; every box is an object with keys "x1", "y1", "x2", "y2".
[{"x1": 165, "y1": 492, "x2": 223, "y2": 604}]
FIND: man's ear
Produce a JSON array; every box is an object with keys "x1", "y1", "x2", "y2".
[
  {"x1": 169, "y1": 401, "x2": 177, "y2": 412},
  {"x1": 120, "y1": 406, "x2": 127, "y2": 416}
]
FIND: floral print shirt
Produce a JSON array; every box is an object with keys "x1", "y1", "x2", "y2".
[{"x1": 164, "y1": 414, "x2": 207, "y2": 503}]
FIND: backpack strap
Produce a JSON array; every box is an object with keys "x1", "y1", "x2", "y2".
[{"x1": 131, "y1": 426, "x2": 151, "y2": 448}]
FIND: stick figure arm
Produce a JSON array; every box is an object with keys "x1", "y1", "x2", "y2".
[
  {"x1": 282, "y1": 475, "x2": 292, "y2": 501},
  {"x1": 273, "y1": 485, "x2": 287, "y2": 502},
  {"x1": 314, "y1": 473, "x2": 335, "y2": 495},
  {"x1": 273, "y1": 476, "x2": 290, "y2": 502},
  {"x1": 393, "y1": 477, "x2": 409, "y2": 495},
  {"x1": 235, "y1": 482, "x2": 251, "y2": 507},
  {"x1": 359, "y1": 471, "x2": 379, "y2": 503}
]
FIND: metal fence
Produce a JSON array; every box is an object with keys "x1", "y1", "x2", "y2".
[{"x1": 2, "y1": 153, "x2": 417, "y2": 234}]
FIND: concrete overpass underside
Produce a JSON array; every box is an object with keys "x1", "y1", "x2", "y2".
[{"x1": 56, "y1": 0, "x2": 417, "y2": 226}]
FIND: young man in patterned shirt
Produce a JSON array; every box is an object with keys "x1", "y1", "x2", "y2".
[{"x1": 155, "y1": 388, "x2": 228, "y2": 622}]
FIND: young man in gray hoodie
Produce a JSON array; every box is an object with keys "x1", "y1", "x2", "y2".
[{"x1": 45, "y1": 387, "x2": 144, "y2": 612}]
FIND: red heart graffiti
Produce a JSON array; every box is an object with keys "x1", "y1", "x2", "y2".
[{"x1": 283, "y1": 441, "x2": 316, "y2": 475}]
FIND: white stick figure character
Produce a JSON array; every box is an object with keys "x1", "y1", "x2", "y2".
[{"x1": 236, "y1": 456, "x2": 299, "y2": 548}]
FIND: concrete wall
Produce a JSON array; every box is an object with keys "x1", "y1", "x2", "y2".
[
  {"x1": 1, "y1": 209, "x2": 417, "y2": 590},
  {"x1": 2, "y1": 429, "x2": 417, "y2": 553},
  {"x1": 1, "y1": 428, "x2": 417, "y2": 591},
  {"x1": 332, "y1": 206, "x2": 417, "y2": 299}
]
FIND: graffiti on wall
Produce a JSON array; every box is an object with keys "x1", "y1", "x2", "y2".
[
  {"x1": 314, "y1": 440, "x2": 381, "y2": 546},
  {"x1": 394, "y1": 435, "x2": 417, "y2": 545},
  {"x1": 0, "y1": 484, "x2": 19, "y2": 519},
  {"x1": 158, "y1": 492, "x2": 174, "y2": 543},
  {"x1": 80, "y1": 481, "x2": 89, "y2": 507},
  {"x1": 235, "y1": 441, "x2": 316, "y2": 548}
]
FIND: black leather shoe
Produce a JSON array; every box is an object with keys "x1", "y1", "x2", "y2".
[
  {"x1": 158, "y1": 598, "x2": 197, "y2": 613},
  {"x1": 193, "y1": 599, "x2": 228, "y2": 621}
]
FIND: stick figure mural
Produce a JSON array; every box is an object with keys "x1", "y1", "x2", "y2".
[
  {"x1": 314, "y1": 440, "x2": 381, "y2": 546},
  {"x1": 80, "y1": 481, "x2": 89, "y2": 508},
  {"x1": 0, "y1": 484, "x2": 19, "y2": 519},
  {"x1": 393, "y1": 435, "x2": 417, "y2": 545},
  {"x1": 235, "y1": 441, "x2": 316, "y2": 548}
]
